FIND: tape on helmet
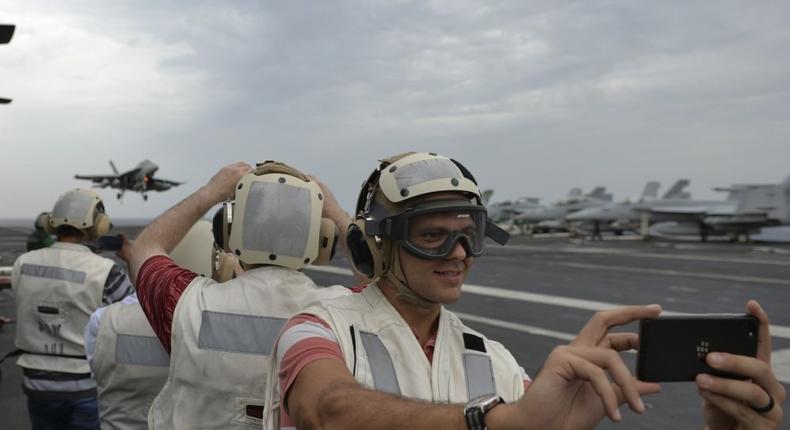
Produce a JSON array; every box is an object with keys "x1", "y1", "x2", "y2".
[
  {"x1": 48, "y1": 189, "x2": 111, "y2": 239},
  {"x1": 347, "y1": 152, "x2": 509, "y2": 281},
  {"x1": 223, "y1": 161, "x2": 337, "y2": 270}
]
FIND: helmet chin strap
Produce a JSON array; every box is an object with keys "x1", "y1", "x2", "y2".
[{"x1": 382, "y1": 245, "x2": 438, "y2": 309}]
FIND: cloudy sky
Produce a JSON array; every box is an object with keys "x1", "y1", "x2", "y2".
[{"x1": 1, "y1": 0, "x2": 789, "y2": 220}]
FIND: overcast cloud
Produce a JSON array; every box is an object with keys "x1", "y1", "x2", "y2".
[{"x1": 1, "y1": 0, "x2": 789, "y2": 219}]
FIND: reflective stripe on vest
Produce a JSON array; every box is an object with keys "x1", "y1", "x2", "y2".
[
  {"x1": 20, "y1": 263, "x2": 86, "y2": 284},
  {"x1": 463, "y1": 352, "x2": 496, "y2": 398},
  {"x1": 197, "y1": 311, "x2": 286, "y2": 355},
  {"x1": 357, "y1": 330, "x2": 496, "y2": 399},
  {"x1": 462, "y1": 332, "x2": 496, "y2": 398},
  {"x1": 359, "y1": 331, "x2": 401, "y2": 395},
  {"x1": 115, "y1": 335, "x2": 169, "y2": 367}
]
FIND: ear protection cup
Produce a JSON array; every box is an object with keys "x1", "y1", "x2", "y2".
[
  {"x1": 210, "y1": 201, "x2": 234, "y2": 252},
  {"x1": 211, "y1": 207, "x2": 225, "y2": 250},
  {"x1": 41, "y1": 214, "x2": 56, "y2": 234},
  {"x1": 213, "y1": 251, "x2": 237, "y2": 283},
  {"x1": 86, "y1": 213, "x2": 111, "y2": 239},
  {"x1": 34, "y1": 213, "x2": 49, "y2": 230},
  {"x1": 346, "y1": 220, "x2": 390, "y2": 280},
  {"x1": 222, "y1": 201, "x2": 233, "y2": 252},
  {"x1": 312, "y1": 218, "x2": 338, "y2": 266}
]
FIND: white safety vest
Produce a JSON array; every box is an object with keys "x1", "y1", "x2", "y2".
[
  {"x1": 148, "y1": 266, "x2": 349, "y2": 430},
  {"x1": 267, "y1": 283, "x2": 526, "y2": 429},
  {"x1": 13, "y1": 242, "x2": 115, "y2": 375},
  {"x1": 93, "y1": 302, "x2": 169, "y2": 430}
]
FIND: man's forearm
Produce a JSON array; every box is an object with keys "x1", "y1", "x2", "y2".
[
  {"x1": 129, "y1": 186, "x2": 220, "y2": 281},
  {"x1": 298, "y1": 381, "x2": 467, "y2": 430}
]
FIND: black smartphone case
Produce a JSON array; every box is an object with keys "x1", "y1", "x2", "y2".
[
  {"x1": 96, "y1": 235, "x2": 123, "y2": 251},
  {"x1": 637, "y1": 315, "x2": 759, "y2": 382}
]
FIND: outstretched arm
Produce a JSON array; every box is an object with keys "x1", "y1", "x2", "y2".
[
  {"x1": 284, "y1": 305, "x2": 663, "y2": 430},
  {"x1": 129, "y1": 162, "x2": 251, "y2": 283}
]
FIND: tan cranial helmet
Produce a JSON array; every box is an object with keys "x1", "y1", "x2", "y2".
[
  {"x1": 215, "y1": 161, "x2": 337, "y2": 270},
  {"x1": 346, "y1": 152, "x2": 510, "y2": 302},
  {"x1": 44, "y1": 189, "x2": 111, "y2": 239},
  {"x1": 170, "y1": 220, "x2": 214, "y2": 278}
]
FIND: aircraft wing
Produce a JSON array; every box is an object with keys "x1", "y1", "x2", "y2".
[
  {"x1": 74, "y1": 174, "x2": 120, "y2": 187},
  {"x1": 649, "y1": 204, "x2": 737, "y2": 216},
  {"x1": 148, "y1": 177, "x2": 183, "y2": 191}
]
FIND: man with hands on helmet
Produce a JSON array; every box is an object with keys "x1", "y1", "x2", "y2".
[
  {"x1": 11, "y1": 189, "x2": 134, "y2": 429},
  {"x1": 128, "y1": 161, "x2": 349, "y2": 429},
  {"x1": 272, "y1": 152, "x2": 784, "y2": 430}
]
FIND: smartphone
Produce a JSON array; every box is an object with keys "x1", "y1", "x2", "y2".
[
  {"x1": 96, "y1": 235, "x2": 124, "y2": 251},
  {"x1": 637, "y1": 314, "x2": 758, "y2": 382}
]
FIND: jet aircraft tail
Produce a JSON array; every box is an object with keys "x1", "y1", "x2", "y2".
[
  {"x1": 663, "y1": 179, "x2": 691, "y2": 199},
  {"x1": 641, "y1": 181, "x2": 660, "y2": 200}
]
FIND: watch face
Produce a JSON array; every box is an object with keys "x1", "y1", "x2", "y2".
[
  {"x1": 464, "y1": 394, "x2": 502, "y2": 430},
  {"x1": 466, "y1": 394, "x2": 501, "y2": 411}
]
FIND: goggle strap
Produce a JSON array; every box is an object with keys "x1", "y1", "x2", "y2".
[
  {"x1": 364, "y1": 218, "x2": 392, "y2": 237},
  {"x1": 485, "y1": 220, "x2": 510, "y2": 245}
]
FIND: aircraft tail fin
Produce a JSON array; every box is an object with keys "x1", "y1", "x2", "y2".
[
  {"x1": 109, "y1": 160, "x2": 119, "y2": 175},
  {"x1": 641, "y1": 181, "x2": 660, "y2": 199},
  {"x1": 663, "y1": 179, "x2": 691, "y2": 199},
  {"x1": 481, "y1": 189, "x2": 494, "y2": 205},
  {"x1": 587, "y1": 186, "x2": 613, "y2": 202}
]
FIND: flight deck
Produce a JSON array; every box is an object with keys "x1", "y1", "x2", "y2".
[{"x1": 1, "y1": 225, "x2": 788, "y2": 429}]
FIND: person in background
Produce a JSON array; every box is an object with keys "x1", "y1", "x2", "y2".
[
  {"x1": 12, "y1": 189, "x2": 134, "y2": 429},
  {"x1": 85, "y1": 220, "x2": 222, "y2": 430},
  {"x1": 128, "y1": 161, "x2": 350, "y2": 429},
  {"x1": 26, "y1": 212, "x2": 55, "y2": 252}
]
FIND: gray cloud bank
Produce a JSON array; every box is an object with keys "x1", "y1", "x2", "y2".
[{"x1": 1, "y1": 0, "x2": 789, "y2": 218}]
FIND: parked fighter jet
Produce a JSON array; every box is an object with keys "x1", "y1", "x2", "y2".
[
  {"x1": 1, "y1": 24, "x2": 15, "y2": 105},
  {"x1": 566, "y1": 179, "x2": 691, "y2": 236},
  {"x1": 75, "y1": 160, "x2": 183, "y2": 201},
  {"x1": 515, "y1": 187, "x2": 614, "y2": 234},
  {"x1": 649, "y1": 175, "x2": 790, "y2": 241},
  {"x1": 487, "y1": 197, "x2": 543, "y2": 223}
]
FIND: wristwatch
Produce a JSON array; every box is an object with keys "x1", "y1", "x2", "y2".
[{"x1": 463, "y1": 393, "x2": 503, "y2": 430}]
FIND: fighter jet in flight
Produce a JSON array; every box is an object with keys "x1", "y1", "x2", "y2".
[{"x1": 75, "y1": 160, "x2": 183, "y2": 201}]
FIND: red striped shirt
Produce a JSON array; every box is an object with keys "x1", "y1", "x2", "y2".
[{"x1": 136, "y1": 255, "x2": 198, "y2": 353}]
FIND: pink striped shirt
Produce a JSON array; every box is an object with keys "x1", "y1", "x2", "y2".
[{"x1": 276, "y1": 311, "x2": 529, "y2": 427}]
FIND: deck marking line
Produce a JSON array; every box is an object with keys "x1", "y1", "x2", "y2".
[{"x1": 307, "y1": 266, "x2": 790, "y2": 340}]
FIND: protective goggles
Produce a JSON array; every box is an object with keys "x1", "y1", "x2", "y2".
[{"x1": 365, "y1": 200, "x2": 510, "y2": 260}]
